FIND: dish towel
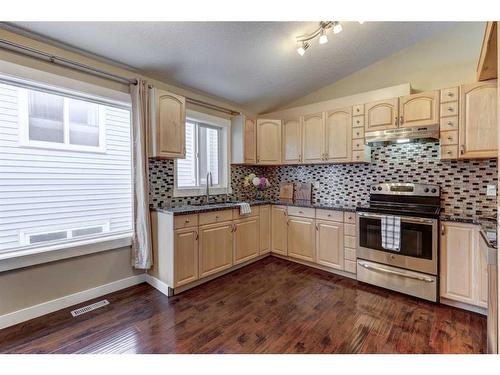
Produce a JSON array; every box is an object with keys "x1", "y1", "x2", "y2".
[
  {"x1": 237, "y1": 202, "x2": 252, "y2": 216},
  {"x1": 381, "y1": 215, "x2": 401, "y2": 251}
]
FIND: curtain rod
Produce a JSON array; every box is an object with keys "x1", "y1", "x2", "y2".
[{"x1": 0, "y1": 38, "x2": 242, "y2": 117}]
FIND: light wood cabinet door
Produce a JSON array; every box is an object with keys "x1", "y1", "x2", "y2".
[
  {"x1": 282, "y1": 118, "x2": 302, "y2": 164},
  {"x1": 477, "y1": 237, "x2": 489, "y2": 308},
  {"x1": 440, "y1": 222, "x2": 476, "y2": 305},
  {"x1": 316, "y1": 220, "x2": 344, "y2": 270},
  {"x1": 174, "y1": 227, "x2": 198, "y2": 287},
  {"x1": 152, "y1": 89, "x2": 186, "y2": 158},
  {"x1": 364, "y1": 98, "x2": 399, "y2": 132},
  {"x1": 325, "y1": 108, "x2": 352, "y2": 162},
  {"x1": 256, "y1": 119, "x2": 282, "y2": 164},
  {"x1": 459, "y1": 81, "x2": 498, "y2": 159},
  {"x1": 271, "y1": 206, "x2": 287, "y2": 255},
  {"x1": 199, "y1": 222, "x2": 233, "y2": 278},
  {"x1": 259, "y1": 205, "x2": 271, "y2": 254},
  {"x1": 244, "y1": 118, "x2": 257, "y2": 164},
  {"x1": 233, "y1": 217, "x2": 260, "y2": 265},
  {"x1": 302, "y1": 113, "x2": 325, "y2": 163},
  {"x1": 287, "y1": 216, "x2": 316, "y2": 262},
  {"x1": 399, "y1": 91, "x2": 439, "y2": 128}
]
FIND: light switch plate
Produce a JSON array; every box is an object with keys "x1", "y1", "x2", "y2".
[
  {"x1": 313, "y1": 181, "x2": 320, "y2": 189},
  {"x1": 486, "y1": 185, "x2": 496, "y2": 196}
]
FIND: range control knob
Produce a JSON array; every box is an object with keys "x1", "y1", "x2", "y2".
[
  {"x1": 424, "y1": 188, "x2": 429, "y2": 193},
  {"x1": 431, "y1": 188, "x2": 437, "y2": 193},
  {"x1": 372, "y1": 186, "x2": 377, "y2": 191},
  {"x1": 377, "y1": 186, "x2": 383, "y2": 191}
]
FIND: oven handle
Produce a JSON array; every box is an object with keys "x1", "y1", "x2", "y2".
[
  {"x1": 358, "y1": 261, "x2": 435, "y2": 283},
  {"x1": 357, "y1": 212, "x2": 435, "y2": 225}
]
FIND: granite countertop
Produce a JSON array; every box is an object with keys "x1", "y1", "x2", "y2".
[
  {"x1": 440, "y1": 214, "x2": 497, "y2": 249},
  {"x1": 151, "y1": 199, "x2": 358, "y2": 216}
]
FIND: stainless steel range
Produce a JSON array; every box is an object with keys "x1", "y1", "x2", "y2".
[{"x1": 356, "y1": 182, "x2": 441, "y2": 302}]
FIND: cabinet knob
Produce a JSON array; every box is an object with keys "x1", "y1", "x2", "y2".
[
  {"x1": 447, "y1": 121, "x2": 453, "y2": 126},
  {"x1": 185, "y1": 219, "x2": 190, "y2": 223},
  {"x1": 400, "y1": 115, "x2": 404, "y2": 124},
  {"x1": 447, "y1": 92, "x2": 454, "y2": 97},
  {"x1": 446, "y1": 150, "x2": 452, "y2": 155},
  {"x1": 447, "y1": 136, "x2": 453, "y2": 141},
  {"x1": 195, "y1": 231, "x2": 199, "y2": 240},
  {"x1": 395, "y1": 116, "x2": 399, "y2": 126},
  {"x1": 298, "y1": 210, "x2": 303, "y2": 214},
  {"x1": 356, "y1": 108, "x2": 360, "y2": 113},
  {"x1": 448, "y1": 107, "x2": 453, "y2": 111},
  {"x1": 356, "y1": 119, "x2": 360, "y2": 124}
]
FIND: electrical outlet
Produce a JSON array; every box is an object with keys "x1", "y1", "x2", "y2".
[
  {"x1": 486, "y1": 185, "x2": 497, "y2": 196},
  {"x1": 313, "y1": 181, "x2": 320, "y2": 189}
]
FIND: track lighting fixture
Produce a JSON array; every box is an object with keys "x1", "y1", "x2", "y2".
[{"x1": 295, "y1": 21, "x2": 342, "y2": 56}]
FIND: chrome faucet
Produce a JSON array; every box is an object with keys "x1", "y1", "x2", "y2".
[{"x1": 205, "y1": 171, "x2": 213, "y2": 204}]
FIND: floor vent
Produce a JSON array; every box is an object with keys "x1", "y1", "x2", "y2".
[{"x1": 71, "y1": 299, "x2": 110, "y2": 317}]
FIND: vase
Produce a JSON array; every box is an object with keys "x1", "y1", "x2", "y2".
[{"x1": 255, "y1": 190, "x2": 265, "y2": 201}]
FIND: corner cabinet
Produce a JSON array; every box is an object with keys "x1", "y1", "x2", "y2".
[
  {"x1": 399, "y1": 91, "x2": 439, "y2": 128},
  {"x1": 271, "y1": 205, "x2": 288, "y2": 255},
  {"x1": 364, "y1": 98, "x2": 399, "y2": 132},
  {"x1": 282, "y1": 118, "x2": 302, "y2": 164},
  {"x1": 325, "y1": 108, "x2": 352, "y2": 163},
  {"x1": 150, "y1": 89, "x2": 186, "y2": 158},
  {"x1": 259, "y1": 205, "x2": 271, "y2": 254},
  {"x1": 256, "y1": 119, "x2": 282, "y2": 164},
  {"x1": 459, "y1": 81, "x2": 498, "y2": 159}
]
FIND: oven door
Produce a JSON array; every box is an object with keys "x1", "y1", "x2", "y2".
[{"x1": 356, "y1": 212, "x2": 438, "y2": 275}]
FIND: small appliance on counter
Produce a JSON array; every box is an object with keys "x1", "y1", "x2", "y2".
[{"x1": 356, "y1": 182, "x2": 441, "y2": 302}]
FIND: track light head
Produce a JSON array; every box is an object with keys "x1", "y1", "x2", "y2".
[
  {"x1": 333, "y1": 22, "x2": 343, "y2": 34},
  {"x1": 319, "y1": 29, "x2": 328, "y2": 44},
  {"x1": 297, "y1": 42, "x2": 309, "y2": 56}
]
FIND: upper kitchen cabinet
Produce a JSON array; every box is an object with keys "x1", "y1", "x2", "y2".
[
  {"x1": 399, "y1": 91, "x2": 439, "y2": 128},
  {"x1": 477, "y1": 22, "x2": 497, "y2": 81},
  {"x1": 302, "y1": 112, "x2": 325, "y2": 163},
  {"x1": 325, "y1": 108, "x2": 352, "y2": 163},
  {"x1": 459, "y1": 80, "x2": 498, "y2": 159},
  {"x1": 282, "y1": 118, "x2": 302, "y2": 164},
  {"x1": 149, "y1": 89, "x2": 186, "y2": 159},
  {"x1": 256, "y1": 119, "x2": 282, "y2": 164},
  {"x1": 364, "y1": 98, "x2": 399, "y2": 132},
  {"x1": 231, "y1": 115, "x2": 256, "y2": 164}
]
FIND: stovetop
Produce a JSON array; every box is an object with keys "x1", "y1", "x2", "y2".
[{"x1": 356, "y1": 202, "x2": 441, "y2": 219}]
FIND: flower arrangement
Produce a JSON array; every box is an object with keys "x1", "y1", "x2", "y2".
[{"x1": 244, "y1": 173, "x2": 270, "y2": 200}]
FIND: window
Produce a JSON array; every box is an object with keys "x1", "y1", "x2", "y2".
[
  {"x1": 175, "y1": 112, "x2": 230, "y2": 196},
  {"x1": 0, "y1": 79, "x2": 133, "y2": 258},
  {"x1": 19, "y1": 88, "x2": 105, "y2": 152}
]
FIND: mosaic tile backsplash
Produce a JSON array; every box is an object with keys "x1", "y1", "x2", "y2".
[{"x1": 149, "y1": 141, "x2": 497, "y2": 219}]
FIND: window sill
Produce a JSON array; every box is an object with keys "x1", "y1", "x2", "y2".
[
  {"x1": 173, "y1": 187, "x2": 233, "y2": 198},
  {"x1": 0, "y1": 233, "x2": 133, "y2": 273}
]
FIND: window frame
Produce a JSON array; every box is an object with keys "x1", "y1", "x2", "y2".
[
  {"x1": 18, "y1": 87, "x2": 107, "y2": 153},
  {"x1": 173, "y1": 110, "x2": 232, "y2": 197}
]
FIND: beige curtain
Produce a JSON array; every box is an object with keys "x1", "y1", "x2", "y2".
[{"x1": 130, "y1": 79, "x2": 153, "y2": 269}]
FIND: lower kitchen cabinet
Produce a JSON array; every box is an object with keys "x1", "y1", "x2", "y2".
[
  {"x1": 199, "y1": 221, "x2": 234, "y2": 278},
  {"x1": 259, "y1": 205, "x2": 271, "y2": 254},
  {"x1": 271, "y1": 205, "x2": 288, "y2": 255},
  {"x1": 233, "y1": 217, "x2": 260, "y2": 265},
  {"x1": 316, "y1": 220, "x2": 344, "y2": 270},
  {"x1": 287, "y1": 216, "x2": 316, "y2": 262},
  {"x1": 173, "y1": 227, "x2": 199, "y2": 287},
  {"x1": 440, "y1": 221, "x2": 487, "y2": 307}
]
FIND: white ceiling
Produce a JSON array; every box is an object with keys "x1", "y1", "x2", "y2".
[{"x1": 8, "y1": 22, "x2": 457, "y2": 114}]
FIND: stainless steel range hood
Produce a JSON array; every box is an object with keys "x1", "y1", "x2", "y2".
[{"x1": 365, "y1": 124, "x2": 440, "y2": 144}]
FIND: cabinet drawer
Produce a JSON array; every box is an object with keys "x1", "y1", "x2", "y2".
[
  {"x1": 345, "y1": 223, "x2": 356, "y2": 237},
  {"x1": 316, "y1": 209, "x2": 343, "y2": 222},
  {"x1": 287, "y1": 206, "x2": 315, "y2": 218},
  {"x1": 345, "y1": 248, "x2": 356, "y2": 261},
  {"x1": 352, "y1": 139, "x2": 364, "y2": 151},
  {"x1": 352, "y1": 127, "x2": 364, "y2": 139},
  {"x1": 344, "y1": 235, "x2": 356, "y2": 249},
  {"x1": 353, "y1": 104, "x2": 364, "y2": 116},
  {"x1": 440, "y1": 101, "x2": 458, "y2": 117},
  {"x1": 441, "y1": 145, "x2": 458, "y2": 160},
  {"x1": 199, "y1": 209, "x2": 233, "y2": 225},
  {"x1": 440, "y1": 116, "x2": 458, "y2": 131},
  {"x1": 440, "y1": 87, "x2": 459, "y2": 103},
  {"x1": 352, "y1": 116, "x2": 364, "y2": 128},
  {"x1": 344, "y1": 260, "x2": 357, "y2": 273},
  {"x1": 440, "y1": 130, "x2": 458, "y2": 146},
  {"x1": 352, "y1": 150, "x2": 367, "y2": 162},
  {"x1": 344, "y1": 212, "x2": 356, "y2": 224},
  {"x1": 233, "y1": 205, "x2": 259, "y2": 220},
  {"x1": 174, "y1": 214, "x2": 199, "y2": 229}
]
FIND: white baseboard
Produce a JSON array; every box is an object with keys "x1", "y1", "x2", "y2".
[
  {"x1": 0, "y1": 273, "x2": 146, "y2": 330},
  {"x1": 145, "y1": 274, "x2": 171, "y2": 296}
]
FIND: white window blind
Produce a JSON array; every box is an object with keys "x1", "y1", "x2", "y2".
[
  {"x1": 0, "y1": 80, "x2": 133, "y2": 255},
  {"x1": 176, "y1": 120, "x2": 224, "y2": 189}
]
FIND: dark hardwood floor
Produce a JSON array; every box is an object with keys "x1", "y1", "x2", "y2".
[{"x1": 0, "y1": 256, "x2": 487, "y2": 354}]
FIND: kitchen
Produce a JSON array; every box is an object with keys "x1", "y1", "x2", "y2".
[{"x1": 0, "y1": 16, "x2": 498, "y2": 364}]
